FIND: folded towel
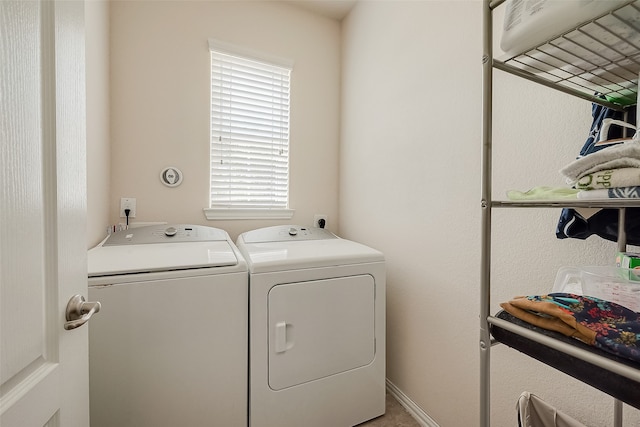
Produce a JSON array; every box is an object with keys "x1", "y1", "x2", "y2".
[
  {"x1": 575, "y1": 167, "x2": 640, "y2": 190},
  {"x1": 560, "y1": 142, "x2": 640, "y2": 184},
  {"x1": 577, "y1": 186, "x2": 640, "y2": 199},
  {"x1": 507, "y1": 186, "x2": 580, "y2": 200},
  {"x1": 500, "y1": 293, "x2": 640, "y2": 363}
]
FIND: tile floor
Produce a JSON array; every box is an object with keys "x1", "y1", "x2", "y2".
[{"x1": 356, "y1": 393, "x2": 421, "y2": 427}]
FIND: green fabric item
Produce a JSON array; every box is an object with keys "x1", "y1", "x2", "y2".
[{"x1": 507, "y1": 186, "x2": 580, "y2": 200}]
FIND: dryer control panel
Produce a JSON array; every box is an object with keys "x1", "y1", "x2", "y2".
[
  {"x1": 241, "y1": 225, "x2": 337, "y2": 244},
  {"x1": 104, "y1": 224, "x2": 228, "y2": 246}
]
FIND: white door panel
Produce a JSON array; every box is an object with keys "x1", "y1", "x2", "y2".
[
  {"x1": 268, "y1": 275, "x2": 375, "y2": 390},
  {"x1": 1, "y1": 1, "x2": 88, "y2": 425}
]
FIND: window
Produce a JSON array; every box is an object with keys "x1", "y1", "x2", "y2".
[{"x1": 205, "y1": 40, "x2": 294, "y2": 220}]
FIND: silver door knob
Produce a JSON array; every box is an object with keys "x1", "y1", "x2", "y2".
[{"x1": 64, "y1": 294, "x2": 101, "y2": 330}]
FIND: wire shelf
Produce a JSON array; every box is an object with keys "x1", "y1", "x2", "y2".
[{"x1": 496, "y1": 0, "x2": 640, "y2": 109}]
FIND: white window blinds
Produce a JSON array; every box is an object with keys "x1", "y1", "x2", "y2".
[{"x1": 209, "y1": 41, "x2": 292, "y2": 212}]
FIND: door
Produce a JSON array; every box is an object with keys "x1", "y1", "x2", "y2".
[
  {"x1": 1, "y1": 1, "x2": 89, "y2": 426},
  {"x1": 268, "y1": 275, "x2": 376, "y2": 390}
]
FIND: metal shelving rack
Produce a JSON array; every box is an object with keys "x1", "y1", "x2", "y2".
[{"x1": 480, "y1": 1, "x2": 640, "y2": 426}]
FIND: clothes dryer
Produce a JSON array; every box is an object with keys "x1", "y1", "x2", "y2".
[
  {"x1": 236, "y1": 225, "x2": 386, "y2": 427},
  {"x1": 87, "y1": 224, "x2": 247, "y2": 427}
]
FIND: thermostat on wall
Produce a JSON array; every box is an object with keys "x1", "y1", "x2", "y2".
[{"x1": 160, "y1": 167, "x2": 183, "y2": 187}]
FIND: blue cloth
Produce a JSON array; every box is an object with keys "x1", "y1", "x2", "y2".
[
  {"x1": 579, "y1": 102, "x2": 635, "y2": 157},
  {"x1": 556, "y1": 98, "x2": 638, "y2": 244}
]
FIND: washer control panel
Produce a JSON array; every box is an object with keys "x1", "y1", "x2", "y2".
[
  {"x1": 241, "y1": 225, "x2": 337, "y2": 244},
  {"x1": 103, "y1": 224, "x2": 228, "y2": 246}
]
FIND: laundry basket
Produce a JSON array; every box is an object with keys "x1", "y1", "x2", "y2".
[{"x1": 517, "y1": 392, "x2": 586, "y2": 427}]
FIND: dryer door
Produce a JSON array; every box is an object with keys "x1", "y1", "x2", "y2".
[{"x1": 267, "y1": 274, "x2": 375, "y2": 391}]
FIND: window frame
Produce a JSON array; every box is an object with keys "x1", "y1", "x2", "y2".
[{"x1": 204, "y1": 39, "x2": 294, "y2": 220}]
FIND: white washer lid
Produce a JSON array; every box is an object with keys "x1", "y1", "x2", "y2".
[
  {"x1": 88, "y1": 225, "x2": 239, "y2": 277},
  {"x1": 88, "y1": 241, "x2": 238, "y2": 277}
]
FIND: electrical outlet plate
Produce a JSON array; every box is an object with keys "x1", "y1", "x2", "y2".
[
  {"x1": 120, "y1": 197, "x2": 137, "y2": 218},
  {"x1": 313, "y1": 214, "x2": 327, "y2": 228}
]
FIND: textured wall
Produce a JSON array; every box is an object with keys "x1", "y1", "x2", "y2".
[
  {"x1": 340, "y1": 1, "x2": 640, "y2": 426},
  {"x1": 86, "y1": 0, "x2": 110, "y2": 248},
  {"x1": 108, "y1": 1, "x2": 341, "y2": 240}
]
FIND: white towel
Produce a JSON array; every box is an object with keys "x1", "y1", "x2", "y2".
[
  {"x1": 575, "y1": 167, "x2": 640, "y2": 190},
  {"x1": 577, "y1": 186, "x2": 640, "y2": 199},
  {"x1": 560, "y1": 142, "x2": 640, "y2": 184}
]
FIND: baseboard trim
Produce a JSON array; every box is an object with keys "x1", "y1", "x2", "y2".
[{"x1": 385, "y1": 379, "x2": 440, "y2": 427}]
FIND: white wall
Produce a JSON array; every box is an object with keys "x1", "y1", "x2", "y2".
[
  {"x1": 108, "y1": 0, "x2": 341, "y2": 240},
  {"x1": 85, "y1": 0, "x2": 110, "y2": 247},
  {"x1": 90, "y1": 1, "x2": 640, "y2": 425},
  {"x1": 341, "y1": 1, "x2": 640, "y2": 426}
]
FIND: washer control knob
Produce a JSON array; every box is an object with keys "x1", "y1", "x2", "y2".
[
  {"x1": 165, "y1": 227, "x2": 178, "y2": 237},
  {"x1": 288, "y1": 227, "x2": 298, "y2": 236}
]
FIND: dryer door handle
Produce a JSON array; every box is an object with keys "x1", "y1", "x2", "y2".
[
  {"x1": 275, "y1": 321, "x2": 287, "y2": 353},
  {"x1": 275, "y1": 321, "x2": 294, "y2": 353}
]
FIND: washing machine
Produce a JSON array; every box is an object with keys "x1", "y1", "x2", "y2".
[
  {"x1": 87, "y1": 224, "x2": 248, "y2": 427},
  {"x1": 236, "y1": 225, "x2": 386, "y2": 427}
]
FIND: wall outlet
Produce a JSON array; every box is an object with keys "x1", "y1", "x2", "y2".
[
  {"x1": 313, "y1": 214, "x2": 327, "y2": 228},
  {"x1": 120, "y1": 197, "x2": 137, "y2": 218}
]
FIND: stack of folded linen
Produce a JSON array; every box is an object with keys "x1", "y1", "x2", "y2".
[{"x1": 560, "y1": 140, "x2": 640, "y2": 199}]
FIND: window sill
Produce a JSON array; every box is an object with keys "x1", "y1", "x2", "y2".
[{"x1": 203, "y1": 208, "x2": 295, "y2": 220}]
